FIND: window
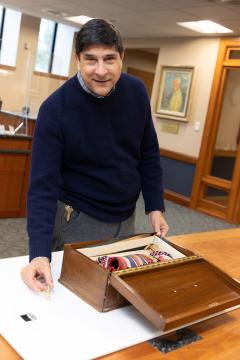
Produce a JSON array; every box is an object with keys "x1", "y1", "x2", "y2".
[
  {"x1": 0, "y1": 6, "x2": 3, "y2": 32},
  {"x1": 35, "y1": 19, "x2": 78, "y2": 77},
  {"x1": 35, "y1": 19, "x2": 55, "y2": 73},
  {"x1": 0, "y1": 7, "x2": 22, "y2": 67}
]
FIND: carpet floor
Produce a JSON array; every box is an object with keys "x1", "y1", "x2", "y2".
[{"x1": 0, "y1": 196, "x2": 238, "y2": 259}]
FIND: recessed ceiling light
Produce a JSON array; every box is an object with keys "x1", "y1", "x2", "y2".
[
  {"x1": 41, "y1": 8, "x2": 68, "y2": 17},
  {"x1": 65, "y1": 15, "x2": 93, "y2": 25},
  {"x1": 208, "y1": 0, "x2": 240, "y2": 4},
  {"x1": 177, "y1": 20, "x2": 233, "y2": 34}
]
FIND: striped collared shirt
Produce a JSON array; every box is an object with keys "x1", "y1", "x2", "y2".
[{"x1": 77, "y1": 71, "x2": 115, "y2": 98}]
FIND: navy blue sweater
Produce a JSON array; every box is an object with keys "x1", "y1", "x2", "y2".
[{"x1": 27, "y1": 73, "x2": 165, "y2": 260}]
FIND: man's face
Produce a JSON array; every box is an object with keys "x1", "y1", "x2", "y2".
[
  {"x1": 172, "y1": 78, "x2": 181, "y2": 91},
  {"x1": 78, "y1": 44, "x2": 123, "y2": 96}
]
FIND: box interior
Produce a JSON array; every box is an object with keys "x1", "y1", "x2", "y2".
[{"x1": 77, "y1": 235, "x2": 186, "y2": 262}]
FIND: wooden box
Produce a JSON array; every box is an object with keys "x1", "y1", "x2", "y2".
[{"x1": 59, "y1": 233, "x2": 240, "y2": 332}]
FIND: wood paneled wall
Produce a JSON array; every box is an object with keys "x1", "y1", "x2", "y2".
[{"x1": 0, "y1": 112, "x2": 35, "y2": 218}]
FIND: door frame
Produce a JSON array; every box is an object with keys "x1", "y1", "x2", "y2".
[{"x1": 190, "y1": 38, "x2": 240, "y2": 223}]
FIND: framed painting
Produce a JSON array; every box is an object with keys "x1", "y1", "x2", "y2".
[{"x1": 156, "y1": 66, "x2": 194, "y2": 121}]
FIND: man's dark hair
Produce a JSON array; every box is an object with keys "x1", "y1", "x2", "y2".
[{"x1": 75, "y1": 19, "x2": 124, "y2": 56}]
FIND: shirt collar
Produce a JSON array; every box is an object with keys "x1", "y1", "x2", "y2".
[{"x1": 77, "y1": 71, "x2": 115, "y2": 99}]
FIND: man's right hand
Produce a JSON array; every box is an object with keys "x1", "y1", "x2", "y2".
[{"x1": 21, "y1": 257, "x2": 54, "y2": 292}]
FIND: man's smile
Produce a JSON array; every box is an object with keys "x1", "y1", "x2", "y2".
[{"x1": 93, "y1": 79, "x2": 111, "y2": 83}]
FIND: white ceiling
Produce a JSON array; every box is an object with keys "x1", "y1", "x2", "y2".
[{"x1": 2, "y1": 0, "x2": 240, "y2": 40}]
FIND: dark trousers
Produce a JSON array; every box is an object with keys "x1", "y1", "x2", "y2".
[{"x1": 52, "y1": 201, "x2": 135, "y2": 251}]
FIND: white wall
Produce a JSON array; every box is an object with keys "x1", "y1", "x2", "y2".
[{"x1": 151, "y1": 38, "x2": 220, "y2": 158}]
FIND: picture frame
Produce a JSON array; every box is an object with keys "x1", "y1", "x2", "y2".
[{"x1": 155, "y1": 66, "x2": 194, "y2": 122}]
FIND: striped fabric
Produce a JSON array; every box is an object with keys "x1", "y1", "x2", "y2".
[{"x1": 97, "y1": 251, "x2": 173, "y2": 272}]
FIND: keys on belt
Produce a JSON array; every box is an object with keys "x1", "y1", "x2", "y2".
[{"x1": 64, "y1": 204, "x2": 74, "y2": 222}]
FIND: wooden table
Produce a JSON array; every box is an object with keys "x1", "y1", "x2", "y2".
[{"x1": 1, "y1": 228, "x2": 240, "y2": 360}]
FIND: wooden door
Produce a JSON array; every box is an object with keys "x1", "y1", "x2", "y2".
[
  {"x1": 190, "y1": 39, "x2": 240, "y2": 223},
  {"x1": 127, "y1": 67, "x2": 154, "y2": 97}
]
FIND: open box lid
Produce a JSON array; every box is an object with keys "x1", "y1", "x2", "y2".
[{"x1": 109, "y1": 256, "x2": 240, "y2": 331}]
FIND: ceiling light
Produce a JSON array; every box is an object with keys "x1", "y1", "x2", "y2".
[
  {"x1": 208, "y1": 0, "x2": 240, "y2": 4},
  {"x1": 41, "y1": 8, "x2": 67, "y2": 17},
  {"x1": 177, "y1": 20, "x2": 233, "y2": 33},
  {"x1": 65, "y1": 15, "x2": 93, "y2": 25}
]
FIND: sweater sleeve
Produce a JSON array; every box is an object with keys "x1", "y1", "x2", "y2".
[
  {"x1": 27, "y1": 102, "x2": 64, "y2": 261},
  {"x1": 140, "y1": 93, "x2": 165, "y2": 214}
]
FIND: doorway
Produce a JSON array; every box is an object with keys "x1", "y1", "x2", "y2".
[{"x1": 190, "y1": 39, "x2": 240, "y2": 223}]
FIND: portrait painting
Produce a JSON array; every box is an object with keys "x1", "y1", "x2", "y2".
[{"x1": 156, "y1": 66, "x2": 194, "y2": 121}]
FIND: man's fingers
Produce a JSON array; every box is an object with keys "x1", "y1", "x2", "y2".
[
  {"x1": 149, "y1": 211, "x2": 169, "y2": 238},
  {"x1": 34, "y1": 277, "x2": 51, "y2": 291},
  {"x1": 160, "y1": 226, "x2": 169, "y2": 237},
  {"x1": 21, "y1": 259, "x2": 54, "y2": 293},
  {"x1": 30, "y1": 277, "x2": 47, "y2": 292},
  {"x1": 41, "y1": 272, "x2": 54, "y2": 289},
  {"x1": 155, "y1": 227, "x2": 168, "y2": 238},
  {"x1": 159, "y1": 225, "x2": 169, "y2": 237},
  {"x1": 31, "y1": 257, "x2": 53, "y2": 289},
  {"x1": 21, "y1": 268, "x2": 40, "y2": 291}
]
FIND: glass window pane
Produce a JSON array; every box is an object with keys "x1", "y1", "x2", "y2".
[
  {"x1": 211, "y1": 69, "x2": 240, "y2": 181},
  {"x1": 204, "y1": 186, "x2": 229, "y2": 207},
  {"x1": 0, "y1": 8, "x2": 21, "y2": 66},
  {"x1": 229, "y1": 50, "x2": 240, "y2": 60},
  {"x1": 35, "y1": 19, "x2": 55, "y2": 73},
  {"x1": 52, "y1": 24, "x2": 78, "y2": 77},
  {"x1": 0, "y1": 6, "x2": 3, "y2": 31},
  {"x1": 211, "y1": 152, "x2": 236, "y2": 181}
]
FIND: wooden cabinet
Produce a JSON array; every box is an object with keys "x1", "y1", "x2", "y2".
[{"x1": 0, "y1": 111, "x2": 35, "y2": 218}]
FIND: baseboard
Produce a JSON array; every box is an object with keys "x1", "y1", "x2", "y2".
[
  {"x1": 160, "y1": 149, "x2": 197, "y2": 165},
  {"x1": 164, "y1": 190, "x2": 190, "y2": 207}
]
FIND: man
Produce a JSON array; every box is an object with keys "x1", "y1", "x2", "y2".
[
  {"x1": 21, "y1": 19, "x2": 169, "y2": 293},
  {"x1": 168, "y1": 77, "x2": 183, "y2": 112}
]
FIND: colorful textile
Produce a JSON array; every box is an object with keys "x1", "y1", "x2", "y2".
[
  {"x1": 149, "y1": 251, "x2": 173, "y2": 262},
  {"x1": 97, "y1": 251, "x2": 173, "y2": 271}
]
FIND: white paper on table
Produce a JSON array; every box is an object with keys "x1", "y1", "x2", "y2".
[{"x1": 0, "y1": 252, "x2": 162, "y2": 360}]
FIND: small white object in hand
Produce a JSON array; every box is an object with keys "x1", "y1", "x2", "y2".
[{"x1": 38, "y1": 286, "x2": 51, "y2": 301}]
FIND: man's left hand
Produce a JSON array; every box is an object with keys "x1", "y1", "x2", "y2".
[{"x1": 148, "y1": 210, "x2": 169, "y2": 238}]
